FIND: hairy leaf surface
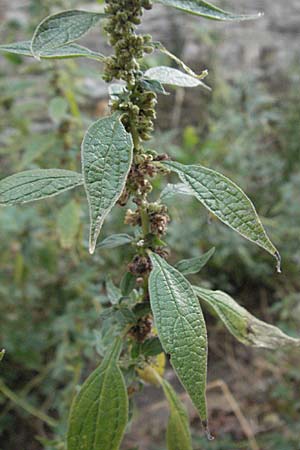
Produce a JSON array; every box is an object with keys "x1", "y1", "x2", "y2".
[
  {"x1": 154, "y1": 0, "x2": 262, "y2": 21},
  {"x1": 68, "y1": 338, "x2": 128, "y2": 450},
  {"x1": 144, "y1": 67, "x2": 210, "y2": 90},
  {"x1": 194, "y1": 287, "x2": 300, "y2": 349},
  {"x1": 163, "y1": 161, "x2": 280, "y2": 269},
  {"x1": 161, "y1": 379, "x2": 193, "y2": 450},
  {"x1": 0, "y1": 169, "x2": 83, "y2": 206},
  {"x1": 176, "y1": 247, "x2": 215, "y2": 275},
  {"x1": 149, "y1": 254, "x2": 208, "y2": 423},
  {"x1": 31, "y1": 10, "x2": 105, "y2": 58},
  {"x1": 97, "y1": 233, "x2": 133, "y2": 249},
  {"x1": 160, "y1": 183, "x2": 194, "y2": 201},
  {"x1": 82, "y1": 113, "x2": 133, "y2": 254},
  {"x1": 0, "y1": 41, "x2": 105, "y2": 60}
]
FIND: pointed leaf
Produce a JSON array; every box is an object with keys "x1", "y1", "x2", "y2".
[
  {"x1": 0, "y1": 41, "x2": 105, "y2": 60},
  {"x1": 57, "y1": 200, "x2": 80, "y2": 249},
  {"x1": 0, "y1": 169, "x2": 83, "y2": 206},
  {"x1": 97, "y1": 233, "x2": 133, "y2": 249},
  {"x1": 31, "y1": 10, "x2": 105, "y2": 59},
  {"x1": 106, "y1": 276, "x2": 122, "y2": 305},
  {"x1": 82, "y1": 113, "x2": 133, "y2": 254},
  {"x1": 176, "y1": 247, "x2": 215, "y2": 275},
  {"x1": 149, "y1": 253, "x2": 208, "y2": 424},
  {"x1": 162, "y1": 380, "x2": 193, "y2": 450},
  {"x1": 67, "y1": 338, "x2": 128, "y2": 450},
  {"x1": 163, "y1": 161, "x2": 280, "y2": 270},
  {"x1": 194, "y1": 286, "x2": 300, "y2": 349},
  {"x1": 120, "y1": 272, "x2": 136, "y2": 296},
  {"x1": 144, "y1": 66, "x2": 210, "y2": 90},
  {"x1": 154, "y1": 0, "x2": 263, "y2": 21}
]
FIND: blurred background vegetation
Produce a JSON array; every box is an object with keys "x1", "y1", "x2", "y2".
[{"x1": 0, "y1": 1, "x2": 300, "y2": 449}]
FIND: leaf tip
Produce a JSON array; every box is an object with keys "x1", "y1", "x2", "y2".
[{"x1": 202, "y1": 420, "x2": 214, "y2": 441}]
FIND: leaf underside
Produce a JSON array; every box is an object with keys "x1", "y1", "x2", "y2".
[
  {"x1": 144, "y1": 66, "x2": 210, "y2": 90},
  {"x1": 0, "y1": 169, "x2": 83, "y2": 206},
  {"x1": 194, "y1": 286, "x2": 300, "y2": 349},
  {"x1": 163, "y1": 161, "x2": 280, "y2": 269},
  {"x1": 0, "y1": 41, "x2": 105, "y2": 60},
  {"x1": 67, "y1": 338, "x2": 128, "y2": 450},
  {"x1": 82, "y1": 113, "x2": 133, "y2": 254},
  {"x1": 154, "y1": 0, "x2": 263, "y2": 21},
  {"x1": 31, "y1": 10, "x2": 105, "y2": 58},
  {"x1": 149, "y1": 253, "x2": 208, "y2": 423}
]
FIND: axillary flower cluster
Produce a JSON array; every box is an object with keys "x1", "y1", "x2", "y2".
[{"x1": 103, "y1": 0, "x2": 171, "y2": 283}]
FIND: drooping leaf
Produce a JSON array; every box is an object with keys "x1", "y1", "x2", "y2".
[
  {"x1": 31, "y1": 10, "x2": 105, "y2": 59},
  {"x1": 0, "y1": 41, "x2": 105, "y2": 60},
  {"x1": 97, "y1": 233, "x2": 133, "y2": 249},
  {"x1": 160, "y1": 183, "x2": 194, "y2": 201},
  {"x1": 194, "y1": 286, "x2": 300, "y2": 349},
  {"x1": 162, "y1": 379, "x2": 193, "y2": 450},
  {"x1": 163, "y1": 161, "x2": 280, "y2": 270},
  {"x1": 0, "y1": 169, "x2": 83, "y2": 206},
  {"x1": 175, "y1": 247, "x2": 215, "y2": 275},
  {"x1": 82, "y1": 113, "x2": 133, "y2": 254},
  {"x1": 154, "y1": 0, "x2": 263, "y2": 21},
  {"x1": 56, "y1": 200, "x2": 80, "y2": 249},
  {"x1": 153, "y1": 41, "x2": 208, "y2": 80},
  {"x1": 149, "y1": 253, "x2": 208, "y2": 425},
  {"x1": 67, "y1": 338, "x2": 128, "y2": 450},
  {"x1": 144, "y1": 66, "x2": 210, "y2": 91}
]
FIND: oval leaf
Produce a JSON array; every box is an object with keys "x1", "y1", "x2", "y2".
[
  {"x1": 0, "y1": 41, "x2": 105, "y2": 61},
  {"x1": 175, "y1": 247, "x2": 215, "y2": 275},
  {"x1": 57, "y1": 200, "x2": 80, "y2": 249},
  {"x1": 145, "y1": 67, "x2": 210, "y2": 90},
  {"x1": 163, "y1": 161, "x2": 280, "y2": 270},
  {"x1": 67, "y1": 338, "x2": 128, "y2": 450},
  {"x1": 160, "y1": 380, "x2": 193, "y2": 450},
  {"x1": 97, "y1": 233, "x2": 133, "y2": 249},
  {"x1": 154, "y1": 0, "x2": 263, "y2": 21},
  {"x1": 194, "y1": 286, "x2": 300, "y2": 349},
  {"x1": 31, "y1": 10, "x2": 105, "y2": 59},
  {"x1": 82, "y1": 114, "x2": 133, "y2": 254},
  {"x1": 0, "y1": 169, "x2": 83, "y2": 206},
  {"x1": 149, "y1": 253, "x2": 208, "y2": 425}
]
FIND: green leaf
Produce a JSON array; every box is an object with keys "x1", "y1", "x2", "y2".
[
  {"x1": 97, "y1": 233, "x2": 133, "y2": 249},
  {"x1": 194, "y1": 286, "x2": 300, "y2": 349},
  {"x1": 120, "y1": 272, "x2": 136, "y2": 296},
  {"x1": 149, "y1": 253, "x2": 208, "y2": 425},
  {"x1": 49, "y1": 96, "x2": 69, "y2": 123},
  {"x1": 0, "y1": 169, "x2": 83, "y2": 206},
  {"x1": 0, "y1": 41, "x2": 105, "y2": 61},
  {"x1": 67, "y1": 338, "x2": 128, "y2": 450},
  {"x1": 82, "y1": 113, "x2": 133, "y2": 254},
  {"x1": 140, "y1": 78, "x2": 169, "y2": 95},
  {"x1": 106, "y1": 276, "x2": 122, "y2": 305},
  {"x1": 141, "y1": 337, "x2": 163, "y2": 357},
  {"x1": 160, "y1": 183, "x2": 194, "y2": 201},
  {"x1": 176, "y1": 247, "x2": 215, "y2": 275},
  {"x1": 31, "y1": 10, "x2": 105, "y2": 59},
  {"x1": 162, "y1": 379, "x2": 193, "y2": 450},
  {"x1": 163, "y1": 161, "x2": 281, "y2": 271},
  {"x1": 154, "y1": 0, "x2": 263, "y2": 21},
  {"x1": 144, "y1": 66, "x2": 210, "y2": 91},
  {"x1": 56, "y1": 200, "x2": 80, "y2": 249}
]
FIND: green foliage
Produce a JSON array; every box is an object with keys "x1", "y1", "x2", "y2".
[
  {"x1": 81, "y1": 113, "x2": 133, "y2": 253},
  {"x1": 1, "y1": 1, "x2": 299, "y2": 450}
]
